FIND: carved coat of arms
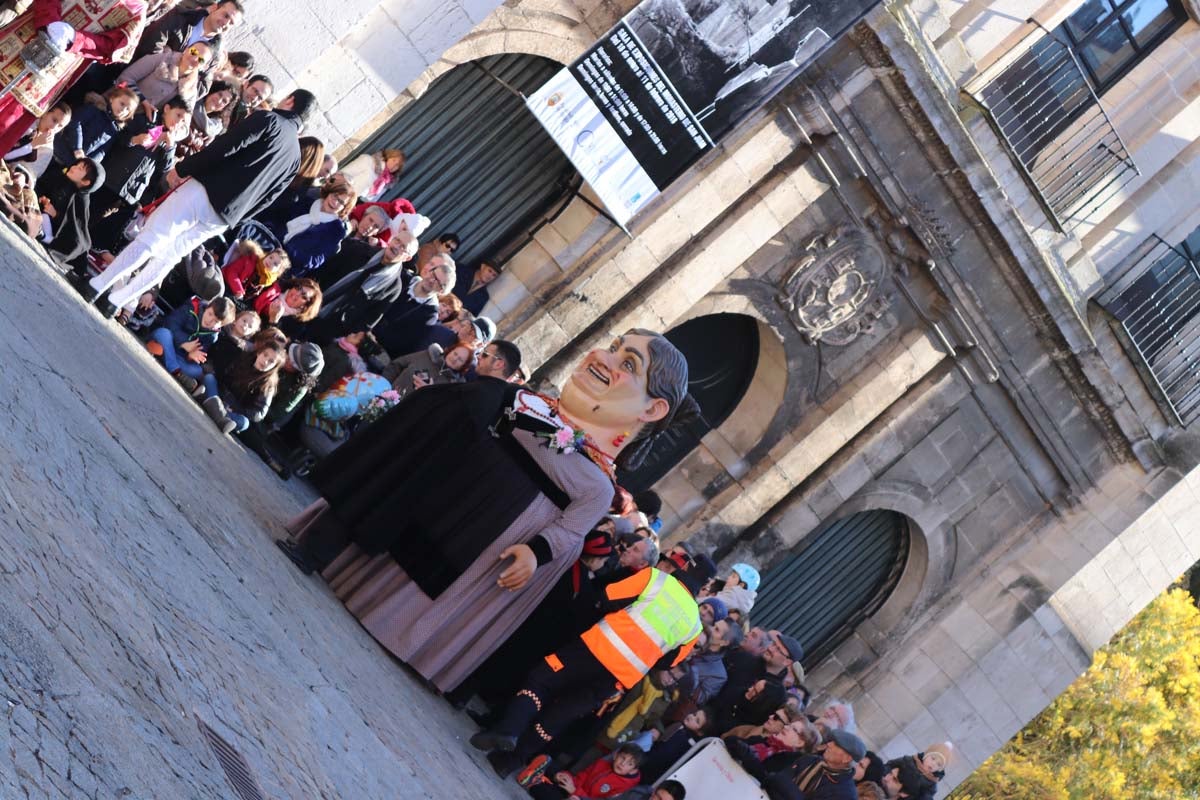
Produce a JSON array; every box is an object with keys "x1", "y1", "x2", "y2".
[{"x1": 777, "y1": 226, "x2": 891, "y2": 346}]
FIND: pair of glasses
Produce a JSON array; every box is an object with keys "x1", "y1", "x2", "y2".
[{"x1": 188, "y1": 47, "x2": 208, "y2": 64}]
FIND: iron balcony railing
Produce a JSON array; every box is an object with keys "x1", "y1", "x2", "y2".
[
  {"x1": 1104, "y1": 236, "x2": 1200, "y2": 425},
  {"x1": 966, "y1": 22, "x2": 1139, "y2": 232}
]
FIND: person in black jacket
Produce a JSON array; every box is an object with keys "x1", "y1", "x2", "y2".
[
  {"x1": 302, "y1": 230, "x2": 421, "y2": 344},
  {"x1": 134, "y1": 0, "x2": 243, "y2": 62},
  {"x1": 83, "y1": 91, "x2": 316, "y2": 316},
  {"x1": 313, "y1": 232, "x2": 382, "y2": 292},
  {"x1": 371, "y1": 252, "x2": 455, "y2": 356},
  {"x1": 36, "y1": 157, "x2": 105, "y2": 264}
]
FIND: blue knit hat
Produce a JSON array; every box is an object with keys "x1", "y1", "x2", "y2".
[{"x1": 700, "y1": 597, "x2": 728, "y2": 620}]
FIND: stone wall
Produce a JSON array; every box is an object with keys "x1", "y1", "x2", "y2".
[
  {"x1": 494, "y1": 11, "x2": 1196, "y2": 790},
  {"x1": 217, "y1": 0, "x2": 503, "y2": 149}
]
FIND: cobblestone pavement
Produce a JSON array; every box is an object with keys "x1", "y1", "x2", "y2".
[{"x1": 0, "y1": 225, "x2": 524, "y2": 799}]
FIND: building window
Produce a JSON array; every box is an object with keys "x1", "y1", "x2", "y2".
[
  {"x1": 1060, "y1": 0, "x2": 1188, "y2": 93},
  {"x1": 1105, "y1": 224, "x2": 1200, "y2": 424},
  {"x1": 968, "y1": 0, "x2": 1185, "y2": 230}
]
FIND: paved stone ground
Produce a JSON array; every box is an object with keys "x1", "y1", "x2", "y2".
[{"x1": 0, "y1": 224, "x2": 524, "y2": 799}]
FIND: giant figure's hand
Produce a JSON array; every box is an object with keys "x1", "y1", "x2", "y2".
[{"x1": 497, "y1": 544, "x2": 536, "y2": 591}]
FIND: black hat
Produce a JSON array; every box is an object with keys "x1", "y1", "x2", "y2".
[
  {"x1": 862, "y1": 752, "x2": 886, "y2": 784},
  {"x1": 687, "y1": 553, "x2": 718, "y2": 583},
  {"x1": 583, "y1": 529, "x2": 614, "y2": 558},
  {"x1": 80, "y1": 157, "x2": 105, "y2": 193},
  {"x1": 473, "y1": 316, "x2": 496, "y2": 345},
  {"x1": 184, "y1": 248, "x2": 224, "y2": 301}
]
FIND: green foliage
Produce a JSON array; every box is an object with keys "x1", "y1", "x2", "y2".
[{"x1": 952, "y1": 589, "x2": 1200, "y2": 800}]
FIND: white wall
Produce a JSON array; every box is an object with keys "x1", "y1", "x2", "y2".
[{"x1": 221, "y1": 0, "x2": 502, "y2": 149}]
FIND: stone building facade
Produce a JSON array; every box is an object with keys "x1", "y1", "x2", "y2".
[{"x1": 235, "y1": 0, "x2": 1200, "y2": 789}]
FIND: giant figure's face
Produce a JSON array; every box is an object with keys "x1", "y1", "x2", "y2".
[{"x1": 562, "y1": 333, "x2": 669, "y2": 432}]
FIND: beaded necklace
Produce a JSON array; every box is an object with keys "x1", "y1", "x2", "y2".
[{"x1": 511, "y1": 390, "x2": 617, "y2": 481}]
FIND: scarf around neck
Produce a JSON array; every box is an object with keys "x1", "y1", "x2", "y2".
[{"x1": 284, "y1": 199, "x2": 341, "y2": 243}]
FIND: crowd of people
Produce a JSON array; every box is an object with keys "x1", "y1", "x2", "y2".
[
  {"x1": 459, "y1": 501, "x2": 956, "y2": 800},
  {"x1": 1, "y1": 3, "x2": 952, "y2": 798},
  {"x1": 1, "y1": 0, "x2": 516, "y2": 472}
]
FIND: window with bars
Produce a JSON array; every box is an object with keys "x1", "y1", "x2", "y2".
[
  {"x1": 967, "y1": 0, "x2": 1186, "y2": 230},
  {"x1": 1061, "y1": 0, "x2": 1188, "y2": 93},
  {"x1": 1104, "y1": 225, "x2": 1200, "y2": 424}
]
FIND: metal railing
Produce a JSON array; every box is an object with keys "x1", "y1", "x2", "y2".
[
  {"x1": 1106, "y1": 236, "x2": 1200, "y2": 425},
  {"x1": 966, "y1": 22, "x2": 1139, "y2": 232}
]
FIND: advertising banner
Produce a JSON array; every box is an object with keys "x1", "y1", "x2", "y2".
[{"x1": 527, "y1": 0, "x2": 882, "y2": 226}]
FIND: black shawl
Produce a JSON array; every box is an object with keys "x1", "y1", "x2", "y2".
[
  {"x1": 311, "y1": 377, "x2": 569, "y2": 598},
  {"x1": 36, "y1": 167, "x2": 96, "y2": 263}
]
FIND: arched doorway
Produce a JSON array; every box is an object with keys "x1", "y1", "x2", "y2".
[
  {"x1": 752, "y1": 510, "x2": 910, "y2": 667},
  {"x1": 351, "y1": 54, "x2": 579, "y2": 267},
  {"x1": 616, "y1": 313, "x2": 760, "y2": 492}
]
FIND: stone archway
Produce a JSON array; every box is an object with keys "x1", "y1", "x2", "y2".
[
  {"x1": 651, "y1": 313, "x2": 789, "y2": 530},
  {"x1": 342, "y1": 5, "x2": 605, "y2": 152}
]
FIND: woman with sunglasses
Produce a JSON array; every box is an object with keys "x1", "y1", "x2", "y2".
[
  {"x1": 116, "y1": 42, "x2": 214, "y2": 121},
  {"x1": 254, "y1": 276, "x2": 323, "y2": 332}
]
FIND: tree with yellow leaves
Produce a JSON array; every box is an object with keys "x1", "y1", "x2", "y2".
[{"x1": 952, "y1": 587, "x2": 1200, "y2": 799}]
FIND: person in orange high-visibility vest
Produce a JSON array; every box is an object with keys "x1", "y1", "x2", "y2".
[{"x1": 470, "y1": 566, "x2": 702, "y2": 779}]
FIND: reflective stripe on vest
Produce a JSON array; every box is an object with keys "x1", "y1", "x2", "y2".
[{"x1": 581, "y1": 569, "x2": 702, "y2": 689}]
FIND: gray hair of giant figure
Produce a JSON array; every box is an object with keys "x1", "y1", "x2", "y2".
[{"x1": 616, "y1": 328, "x2": 701, "y2": 472}]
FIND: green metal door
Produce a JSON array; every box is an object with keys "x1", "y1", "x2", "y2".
[
  {"x1": 353, "y1": 54, "x2": 578, "y2": 268},
  {"x1": 752, "y1": 510, "x2": 909, "y2": 667}
]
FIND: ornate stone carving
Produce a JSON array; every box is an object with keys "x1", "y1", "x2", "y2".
[{"x1": 777, "y1": 226, "x2": 892, "y2": 346}]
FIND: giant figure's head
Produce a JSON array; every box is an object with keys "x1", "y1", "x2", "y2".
[{"x1": 560, "y1": 328, "x2": 697, "y2": 471}]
